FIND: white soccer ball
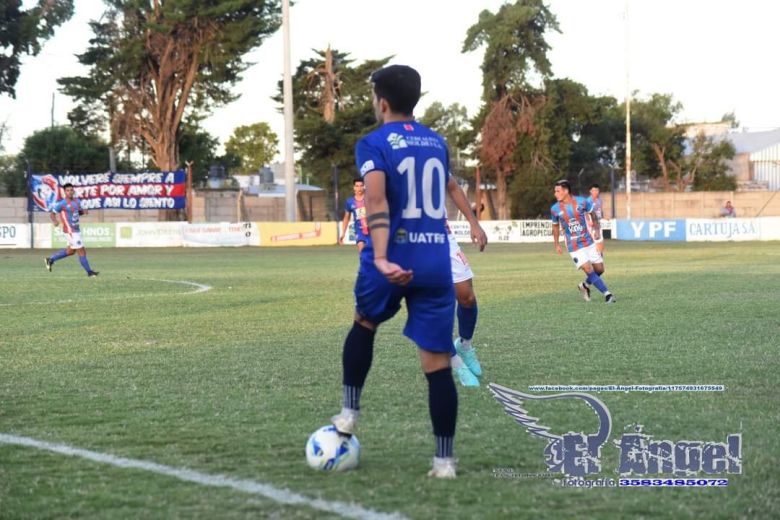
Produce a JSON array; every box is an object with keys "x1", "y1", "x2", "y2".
[{"x1": 305, "y1": 425, "x2": 360, "y2": 471}]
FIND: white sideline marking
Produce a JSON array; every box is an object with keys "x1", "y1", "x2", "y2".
[
  {"x1": 0, "y1": 434, "x2": 406, "y2": 520},
  {"x1": 0, "y1": 278, "x2": 212, "y2": 307},
  {"x1": 146, "y1": 278, "x2": 212, "y2": 294}
]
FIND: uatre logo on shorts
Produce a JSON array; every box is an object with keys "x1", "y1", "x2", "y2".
[{"x1": 488, "y1": 383, "x2": 742, "y2": 478}]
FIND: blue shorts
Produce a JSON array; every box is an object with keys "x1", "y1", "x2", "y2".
[{"x1": 354, "y1": 274, "x2": 455, "y2": 353}]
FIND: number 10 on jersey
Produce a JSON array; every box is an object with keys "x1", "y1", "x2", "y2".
[{"x1": 397, "y1": 156, "x2": 446, "y2": 220}]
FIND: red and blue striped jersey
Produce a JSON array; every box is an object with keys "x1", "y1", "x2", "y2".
[
  {"x1": 590, "y1": 195, "x2": 603, "y2": 220},
  {"x1": 345, "y1": 196, "x2": 369, "y2": 241},
  {"x1": 551, "y1": 196, "x2": 594, "y2": 252},
  {"x1": 52, "y1": 198, "x2": 82, "y2": 233}
]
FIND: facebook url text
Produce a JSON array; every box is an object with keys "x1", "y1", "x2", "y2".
[{"x1": 527, "y1": 385, "x2": 724, "y2": 392}]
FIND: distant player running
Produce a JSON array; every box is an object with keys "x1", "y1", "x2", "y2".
[
  {"x1": 586, "y1": 183, "x2": 605, "y2": 254},
  {"x1": 551, "y1": 180, "x2": 613, "y2": 303},
  {"x1": 44, "y1": 183, "x2": 99, "y2": 277},
  {"x1": 339, "y1": 177, "x2": 370, "y2": 253}
]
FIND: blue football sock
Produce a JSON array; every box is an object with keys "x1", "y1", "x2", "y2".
[
  {"x1": 78, "y1": 255, "x2": 93, "y2": 273},
  {"x1": 342, "y1": 321, "x2": 375, "y2": 410},
  {"x1": 586, "y1": 271, "x2": 609, "y2": 294},
  {"x1": 456, "y1": 303, "x2": 478, "y2": 342},
  {"x1": 50, "y1": 249, "x2": 68, "y2": 262},
  {"x1": 426, "y1": 367, "x2": 457, "y2": 457}
]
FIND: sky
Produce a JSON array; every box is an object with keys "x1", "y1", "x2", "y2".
[{"x1": 1, "y1": 0, "x2": 779, "y2": 161}]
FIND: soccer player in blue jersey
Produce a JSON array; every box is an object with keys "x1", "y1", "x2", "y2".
[
  {"x1": 338, "y1": 177, "x2": 370, "y2": 253},
  {"x1": 329, "y1": 65, "x2": 484, "y2": 478},
  {"x1": 551, "y1": 180, "x2": 614, "y2": 303},
  {"x1": 44, "y1": 183, "x2": 99, "y2": 277}
]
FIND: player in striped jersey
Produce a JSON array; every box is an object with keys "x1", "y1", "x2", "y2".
[
  {"x1": 44, "y1": 183, "x2": 99, "y2": 277},
  {"x1": 551, "y1": 180, "x2": 614, "y2": 303},
  {"x1": 339, "y1": 177, "x2": 370, "y2": 253},
  {"x1": 586, "y1": 183, "x2": 605, "y2": 254}
]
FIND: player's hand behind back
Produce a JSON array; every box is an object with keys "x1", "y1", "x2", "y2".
[{"x1": 374, "y1": 257, "x2": 413, "y2": 285}]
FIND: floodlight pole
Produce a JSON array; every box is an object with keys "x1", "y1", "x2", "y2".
[
  {"x1": 185, "y1": 161, "x2": 193, "y2": 223},
  {"x1": 25, "y1": 160, "x2": 33, "y2": 249},
  {"x1": 624, "y1": 0, "x2": 632, "y2": 219},
  {"x1": 282, "y1": 0, "x2": 297, "y2": 222}
]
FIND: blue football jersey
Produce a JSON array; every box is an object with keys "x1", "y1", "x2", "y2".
[{"x1": 355, "y1": 121, "x2": 451, "y2": 287}]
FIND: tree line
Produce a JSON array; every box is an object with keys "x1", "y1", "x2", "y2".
[{"x1": 1, "y1": 1, "x2": 736, "y2": 219}]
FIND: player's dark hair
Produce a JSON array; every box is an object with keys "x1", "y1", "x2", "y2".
[
  {"x1": 555, "y1": 179, "x2": 571, "y2": 192},
  {"x1": 370, "y1": 65, "x2": 421, "y2": 116},
  {"x1": 590, "y1": 183, "x2": 600, "y2": 190},
  {"x1": 62, "y1": 183, "x2": 74, "y2": 189},
  {"x1": 353, "y1": 177, "x2": 364, "y2": 185}
]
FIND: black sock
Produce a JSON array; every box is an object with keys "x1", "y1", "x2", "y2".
[
  {"x1": 425, "y1": 367, "x2": 457, "y2": 457},
  {"x1": 342, "y1": 321, "x2": 375, "y2": 410}
]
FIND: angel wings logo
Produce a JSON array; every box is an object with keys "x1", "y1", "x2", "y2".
[
  {"x1": 488, "y1": 383, "x2": 612, "y2": 477},
  {"x1": 489, "y1": 383, "x2": 742, "y2": 478}
]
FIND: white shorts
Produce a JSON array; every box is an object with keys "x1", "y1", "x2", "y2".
[
  {"x1": 66, "y1": 232, "x2": 84, "y2": 249},
  {"x1": 449, "y1": 231, "x2": 474, "y2": 283},
  {"x1": 569, "y1": 244, "x2": 603, "y2": 269}
]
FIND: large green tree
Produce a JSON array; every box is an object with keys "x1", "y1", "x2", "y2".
[
  {"x1": 224, "y1": 122, "x2": 278, "y2": 174},
  {"x1": 0, "y1": 0, "x2": 74, "y2": 97},
  {"x1": 2, "y1": 126, "x2": 109, "y2": 196},
  {"x1": 629, "y1": 93, "x2": 685, "y2": 189},
  {"x1": 679, "y1": 133, "x2": 736, "y2": 191},
  {"x1": 510, "y1": 78, "x2": 623, "y2": 217},
  {"x1": 178, "y1": 120, "x2": 219, "y2": 186},
  {"x1": 59, "y1": 0, "x2": 281, "y2": 171},
  {"x1": 419, "y1": 101, "x2": 472, "y2": 176},
  {"x1": 18, "y1": 126, "x2": 109, "y2": 173},
  {"x1": 276, "y1": 48, "x2": 388, "y2": 215},
  {"x1": 463, "y1": 0, "x2": 559, "y2": 219},
  {"x1": 0, "y1": 154, "x2": 19, "y2": 196}
]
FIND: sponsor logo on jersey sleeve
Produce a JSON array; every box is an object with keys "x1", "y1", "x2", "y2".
[{"x1": 360, "y1": 160, "x2": 375, "y2": 175}]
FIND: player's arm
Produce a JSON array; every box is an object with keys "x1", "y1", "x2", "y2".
[
  {"x1": 363, "y1": 170, "x2": 412, "y2": 285},
  {"x1": 552, "y1": 223, "x2": 562, "y2": 254},
  {"x1": 585, "y1": 200, "x2": 600, "y2": 240},
  {"x1": 589, "y1": 210, "x2": 601, "y2": 240},
  {"x1": 339, "y1": 209, "x2": 351, "y2": 244},
  {"x1": 50, "y1": 202, "x2": 61, "y2": 227},
  {"x1": 447, "y1": 176, "x2": 486, "y2": 251}
]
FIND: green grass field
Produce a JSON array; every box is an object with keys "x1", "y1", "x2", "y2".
[{"x1": 1, "y1": 241, "x2": 779, "y2": 519}]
